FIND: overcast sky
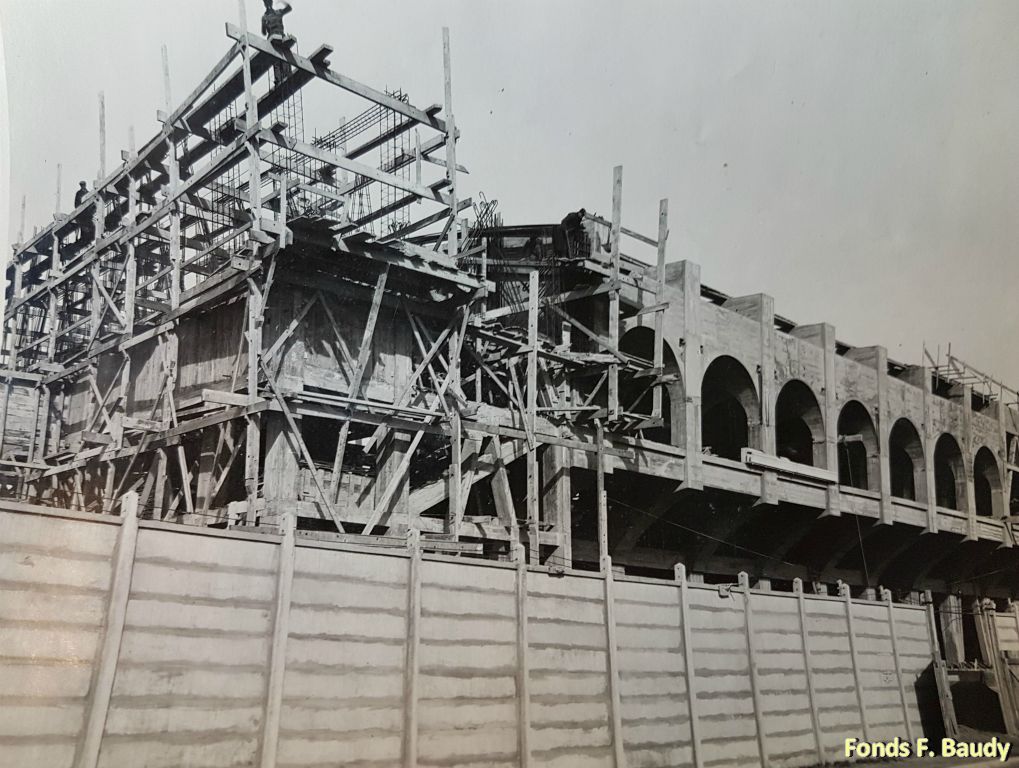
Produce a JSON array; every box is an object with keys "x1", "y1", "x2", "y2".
[{"x1": 1, "y1": 1, "x2": 1017, "y2": 387}]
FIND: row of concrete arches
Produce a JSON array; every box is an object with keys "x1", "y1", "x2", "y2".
[
  {"x1": 701, "y1": 354, "x2": 1004, "y2": 516},
  {"x1": 619, "y1": 329, "x2": 1006, "y2": 519}
]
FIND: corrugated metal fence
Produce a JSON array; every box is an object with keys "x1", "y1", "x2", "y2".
[{"x1": 0, "y1": 498, "x2": 938, "y2": 768}]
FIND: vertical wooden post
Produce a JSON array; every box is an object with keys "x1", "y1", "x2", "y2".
[
  {"x1": 739, "y1": 572, "x2": 768, "y2": 767},
  {"x1": 442, "y1": 27, "x2": 458, "y2": 257},
  {"x1": 403, "y1": 529, "x2": 421, "y2": 768},
  {"x1": 793, "y1": 578, "x2": 824, "y2": 765},
  {"x1": 596, "y1": 420, "x2": 608, "y2": 564},
  {"x1": 74, "y1": 493, "x2": 139, "y2": 768},
  {"x1": 97, "y1": 92, "x2": 106, "y2": 179},
  {"x1": 515, "y1": 543, "x2": 531, "y2": 768},
  {"x1": 839, "y1": 581, "x2": 870, "y2": 741},
  {"x1": 449, "y1": 324, "x2": 463, "y2": 534},
  {"x1": 526, "y1": 269, "x2": 539, "y2": 562},
  {"x1": 883, "y1": 588, "x2": 915, "y2": 741},
  {"x1": 603, "y1": 555, "x2": 627, "y2": 768},
  {"x1": 924, "y1": 591, "x2": 959, "y2": 737},
  {"x1": 17, "y1": 194, "x2": 26, "y2": 244},
  {"x1": 651, "y1": 199, "x2": 668, "y2": 419},
  {"x1": 675, "y1": 563, "x2": 703, "y2": 768},
  {"x1": 260, "y1": 512, "x2": 296, "y2": 768},
  {"x1": 608, "y1": 166, "x2": 622, "y2": 420},
  {"x1": 161, "y1": 45, "x2": 173, "y2": 110}
]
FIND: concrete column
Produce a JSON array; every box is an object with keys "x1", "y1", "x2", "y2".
[
  {"x1": 541, "y1": 443, "x2": 572, "y2": 567},
  {"x1": 958, "y1": 383, "x2": 978, "y2": 540},
  {"x1": 845, "y1": 346, "x2": 893, "y2": 523},
  {"x1": 791, "y1": 323, "x2": 840, "y2": 517},
  {"x1": 669, "y1": 261, "x2": 703, "y2": 490},
  {"x1": 722, "y1": 294, "x2": 776, "y2": 455},
  {"x1": 263, "y1": 414, "x2": 300, "y2": 525},
  {"x1": 904, "y1": 365, "x2": 938, "y2": 532}
]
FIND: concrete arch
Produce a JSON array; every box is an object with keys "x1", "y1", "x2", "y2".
[
  {"x1": 889, "y1": 418, "x2": 926, "y2": 503},
  {"x1": 775, "y1": 379, "x2": 826, "y2": 467},
  {"x1": 619, "y1": 327, "x2": 682, "y2": 445},
  {"x1": 701, "y1": 355, "x2": 760, "y2": 461},
  {"x1": 934, "y1": 433, "x2": 967, "y2": 511},
  {"x1": 837, "y1": 400, "x2": 878, "y2": 491},
  {"x1": 974, "y1": 446, "x2": 1003, "y2": 518}
]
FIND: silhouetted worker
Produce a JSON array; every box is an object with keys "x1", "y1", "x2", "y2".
[
  {"x1": 75, "y1": 181, "x2": 95, "y2": 245},
  {"x1": 261, "y1": 1, "x2": 293, "y2": 42},
  {"x1": 262, "y1": 0, "x2": 294, "y2": 86},
  {"x1": 74, "y1": 181, "x2": 88, "y2": 208},
  {"x1": 555, "y1": 207, "x2": 586, "y2": 259}
]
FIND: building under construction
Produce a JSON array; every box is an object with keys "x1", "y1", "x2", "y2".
[{"x1": 3, "y1": 13, "x2": 1019, "y2": 768}]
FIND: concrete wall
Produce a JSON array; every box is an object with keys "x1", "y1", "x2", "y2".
[{"x1": 0, "y1": 501, "x2": 940, "y2": 768}]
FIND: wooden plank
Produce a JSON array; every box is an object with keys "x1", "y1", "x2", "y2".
[
  {"x1": 840, "y1": 581, "x2": 870, "y2": 741},
  {"x1": 226, "y1": 24, "x2": 448, "y2": 133},
  {"x1": 256, "y1": 128, "x2": 453, "y2": 207},
  {"x1": 515, "y1": 543, "x2": 532, "y2": 768},
  {"x1": 794, "y1": 578, "x2": 825, "y2": 765},
  {"x1": 442, "y1": 27, "x2": 458, "y2": 257},
  {"x1": 329, "y1": 267, "x2": 390, "y2": 501},
  {"x1": 603, "y1": 555, "x2": 627, "y2": 768},
  {"x1": 403, "y1": 530, "x2": 422, "y2": 768},
  {"x1": 740, "y1": 572, "x2": 769, "y2": 768},
  {"x1": 596, "y1": 420, "x2": 608, "y2": 562},
  {"x1": 259, "y1": 359, "x2": 341, "y2": 528},
  {"x1": 675, "y1": 563, "x2": 703, "y2": 768},
  {"x1": 74, "y1": 493, "x2": 139, "y2": 768},
  {"x1": 526, "y1": 270, "x2": 539, "y2": 563},
  {"x1": 884, "y1": 588, "x2": 915, "y2": 742},
  {"x1": 652, "y1": 199, "x2": 668, "y2": 418},
  {"x1": 608, "y1": 166, "x2": 622, "y2": 420},
  {"x1": 259, "y1": 513, "x2": 296, "y2": 768},
  {"x1": 549, "y1": 304, "x2": 628, "y2": 363}
]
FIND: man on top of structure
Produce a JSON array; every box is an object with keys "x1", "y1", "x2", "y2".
[
  {"x1": 555, "y1": 207, "x2": 587, "y2": 259},
  {"x1": 261, "y1": 0, "x2": 293, "y2": 43},
  {"x1": 75, "y1": 181, "x2": 95, "y2": 245}
]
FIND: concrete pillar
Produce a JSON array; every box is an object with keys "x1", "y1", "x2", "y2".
[
  {"x1": 846, "y1": 346, "x2": 893, "y2": 524},
  {"x1": 904, "y1": 365, "x2": 938, "y2": 532},
  {"x1": 792, "y1": 323, "x2": 840, "y2": 517},
  {"x1": 541, "y1": 443, "x2": 572, "y2": 567},
  {"x1": 722, "y1": 294, "x2": 776, "y2": 455},
  {"x1": 263, "y1": 414, "x2": 300, "y2": 525},
  {"x1": 668, "y1": 261, "x2": 703, "y2": 490},
  {"x1": 956, "y1": 383, "x2": 978, "y2": 540}
]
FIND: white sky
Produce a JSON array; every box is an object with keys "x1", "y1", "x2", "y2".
[{"x1": 1, "y1": 1, "x2": 1017, "y2": 385}]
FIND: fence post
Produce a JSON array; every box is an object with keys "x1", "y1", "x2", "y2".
[
  {"x1": 515, "y1": 543, "x2": 531, "y2": 768},
  {"x1": 259, "y1": 512, "x2": 296, "y2": 768},
  {"x1": 839, "y1": 581, "x2": 870, "y2": 741},
  {"x1": 739, "y1": 572, "x2": 768, "y2": 767},
  {"x1": 883, "y1": 588, "x2": 915, "y2": 742},
  {"x1": 675, "y1": 564, "x2": 703, "y2": 768},
  {"x1": 603, "y1": 555, "x2": 627, "y2": 768},
  {"x1": 74, "y1": 492, "x2": 140, "y2": 768},
  {"x1": 403, "y1": 530, "x2": 422, "y2": 768},
  {"x1": 923, "y1": 590, "x2": 958, "y2": 737},
  {"x1": 793, "y1": 578, "x2": 824, "y2": 765}
]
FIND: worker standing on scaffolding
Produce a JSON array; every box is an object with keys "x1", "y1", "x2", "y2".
[
  {"x1": 262, "y1": 0, "x2": 294, "y2": 87},
  {"x1": 261, "y1": 0, "x2": 293, "y2": 43},
  {"x1": 555, "y1": 207, "x2": 586, "y2": 260}
]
